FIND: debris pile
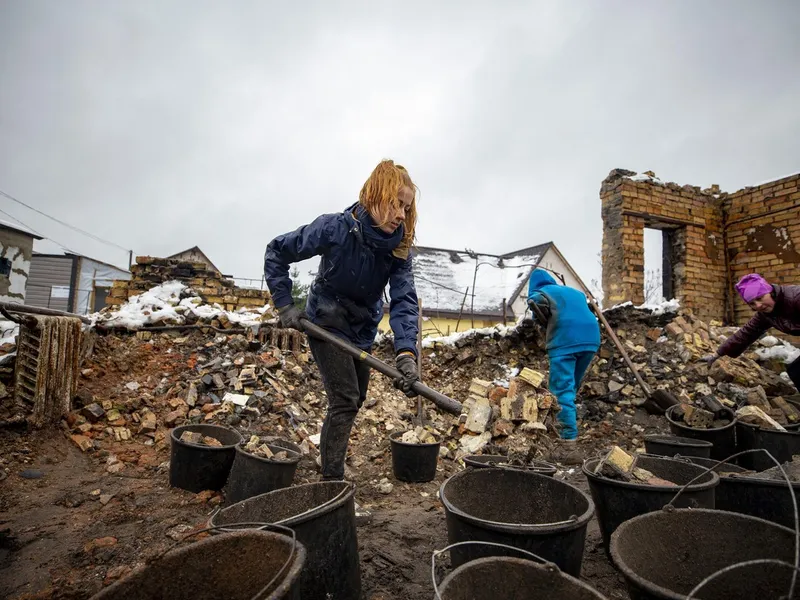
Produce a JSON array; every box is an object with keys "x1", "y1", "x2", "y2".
[
  {"x1": 243, "y1": 435, "x2": 295, "y2": 461},
  {"x1": 95, "y1": 281, "x2": 273, "y2": 331},
  {"x1": 748, "y1": 456, "x2": 800, "y2": 482},
  {"x1": 179, "y1": 431, "x2": 223, "y2": 446},
  {"x1": 106, "y1": 256, "x2": 271, "y2": 311},
  {"x1": 399, "y1": 427, "x2": 439, "y2": 445},
  {"x1": 594, "y1": 445, "x2": 675, "y2": 486}
]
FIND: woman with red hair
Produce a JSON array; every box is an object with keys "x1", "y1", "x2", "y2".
[{"x1": 264, "y1": 159, "x2": 420, "y2": 481}]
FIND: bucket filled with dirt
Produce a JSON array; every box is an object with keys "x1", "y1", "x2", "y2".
[
  {"x1": 390, "y1": 428, "x2": 441, "y2": 482},
  {"x1": 209, "y1": 480, "x2": 360, "y2": 600},
  {"x1": 170, "y1": 424, "x2": 243, "y2": 493},
  {"x1": 610, "y1": 508, "x2": 797, "y2": 600},
  {"x1": 583, "y1": 448, "x2": 719, "y2": 549},
  {"x1": 439, "y1": 467, "x2": 594, "y2": 577},
  {"x1": 224, "y1": 435, "x2": 301, "y2": 504},
  {"x1": 462, "y1": 454, "x2": 557, "y2": 477},
  {"x1": 688, "y1": 455, "x2": 800, "y2": 528},
  {"x1": 665, "y1": 404, "x2": 736, "y2": 460},
  {"x1": 643, "y1": 434, "x2": 713, "y2": 459},
  {"x1": 91, "y1": 529, "x2": 306, "y2": 600}
]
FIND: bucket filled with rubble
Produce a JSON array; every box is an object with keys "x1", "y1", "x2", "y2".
[
  {"x1": 583, "y1": 448, "x2": 719, "y2": 549},
  {"x1": 91, "y1": 529, "x2": 306, "y2": 600},
  {"x1": 390, "y1": 427, "x2": 441, "y2": 482},
  {"x1": 170, "y1": 424, "x2": 243, "y2": 493},
  {"x1": 436, "y1": 555, "x2": 608, "y2": 600},
  {"x1": 735, "y1": 415, "x2": 800, "y2": 472},
  {"x1": 462, "y1": 454, "x2": 558, "y2": 476},
  {"x1": 665, "y1": 404, "x2": 737, "y2": 461},
  {"x1": 224, "y1": 436, "x2": 301, "y2": 504},
  {"x1": 210, "y1": 480, "x2": 360, "y2": 600},
  {"x1": 643, "y1": 434, "x2": 713, "y2": 459},
  {"x1": 688, "y1": 455, "x2": 800, "y2": 529},
  {"x1": 439, "y1": 467, "x2": 595, "y2": 577},
  {"x1": 610, "y1": 508, "x2": 797, "y2": 600}
]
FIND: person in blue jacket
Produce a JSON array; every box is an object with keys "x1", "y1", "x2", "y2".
[
  {"x1": 264, "y1": 159, "x2": 420, "y2": 481},
  {"x1": 527, "y1": 269, "x2": 600, "y2": 443}
]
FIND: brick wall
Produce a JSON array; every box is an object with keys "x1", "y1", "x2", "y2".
[
  {"x1": 601, "y1": 169, "x2": 800, "y2": 327},
  {"x1": 107, "y1": 256, "x2": 271, "y2": 311}
]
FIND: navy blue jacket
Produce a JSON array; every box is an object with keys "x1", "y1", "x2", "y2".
[
  {"x1": 527, "y1": 270, "x2": 600, "y2": 357},
  {"x1": 264, "y1": 203, "x2": 419, "y2": 355}
]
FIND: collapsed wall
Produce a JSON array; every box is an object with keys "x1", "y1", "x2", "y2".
[
  {"x1": 601, "y1": 170, "x2": 800, "y2": 326},
  {"x1": 107, "y1": 256, "x2": 270, "y2": 312}
]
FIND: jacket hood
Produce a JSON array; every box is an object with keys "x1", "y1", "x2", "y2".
[
  {"x1": 529, "y1": 269, "x2": 557, "y2": 292},
  {"x1": 345, "y1": 202, "x2": 404, "y2": 252}
]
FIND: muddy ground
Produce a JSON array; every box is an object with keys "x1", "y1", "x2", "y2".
[{"x1": 0, "y1": 426, "x2": 627, "y2": 600}]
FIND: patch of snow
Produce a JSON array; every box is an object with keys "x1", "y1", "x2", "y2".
[
  {"x1": 606, "y1": 301, "x2": 633, "y2": 311},
  {"x1": 493, "y1": 364, "x2": 520, "y2": 388},
  {"x1": 421, "y1": 324, "x2": 516, "y2": 348},
  {"x1": 755, "y1": 342, "x2": 800, "y2": 364},
  {"x1": 626, "y1": 173, "x2": 665, "y2": 185},
  {"x1": 759, "y1": 336, "x2": 780, "y2": 348},
  {"x1": 636, "y1": 298, "x2": 680, "y2": 316},
  {"x1": 93, "y1": 280, "x2": 270, "y2": 330}
]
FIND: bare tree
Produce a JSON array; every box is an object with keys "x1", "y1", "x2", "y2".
[{"x1": 644, "y1": 268, "x2": 663, "y2": 303}]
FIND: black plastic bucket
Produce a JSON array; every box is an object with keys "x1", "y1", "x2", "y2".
[
  {"x1": 665, "y1": 405, "x2": 737, "y2": 460},
  {"x1": 437, "y1": 556, "x2": 608, "y2": 599},
  {"x1": 439, "y1": 467, "x2": 595, "y2": 577},
  {"x1": 610, "y1": 508, "x2": 797, "y2": 600},
  {"x1": 170, "y1": 424, "x2": 243, "y2": 493},
  {"x1": 583, "y1": 454, "x2": 719, "y2": 550},
  {"x1": 224, "y1": 441, "x2": 301, "y2": 504},
  {"x1": 687, "y1": 456, "x2": 800, "y2": 528},
  {"x1": 736, "y1": 421, "x2": 800, "y2": 471},
  {"x1": 390, "y1": 430, "x2": 440, "y2": 482},
  {"x1": 90, "y1": 529, "x2": 306, "y2": 600},
  {"x1": 462, "y1": 454, "x2": 558, "y2": 477},
  {"x1": 643, "y1": 434, "x2": 713, "y2": 459},
  {"x1": 209, "y1": 481, "x2": 360, "y2": 600}
]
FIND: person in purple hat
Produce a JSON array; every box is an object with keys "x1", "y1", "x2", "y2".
[{"x1": 702, "y1": 273, "x2": 800, "y2": 391}]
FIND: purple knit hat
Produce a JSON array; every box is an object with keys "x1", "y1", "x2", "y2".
[{"x1": 735, "y1": 273, "x2": 772, "y2": 303}]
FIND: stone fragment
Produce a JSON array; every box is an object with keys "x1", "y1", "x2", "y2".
[
  {"x1": 465, "y1": 398, "x2": 492, "y2": 434},
  {"x1": 70, "y1": 434, "x2": 93, "y2": 452},
  {"x1": 736, "y1": 406, "x2": 786, "y2": 431},
  {"x1": 81, "y1": 403, "x2": 105, "y2": 423}
]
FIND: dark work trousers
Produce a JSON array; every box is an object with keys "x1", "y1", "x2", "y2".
[
  {"x1": 308, "y1": 336, "x2": 371, "y2": 480},
  {"x1": 788, "y1": 355, "x2": 800, "y2": 393}
]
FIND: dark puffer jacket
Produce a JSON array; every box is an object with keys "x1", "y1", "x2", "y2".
[
  {"x1": 718, "y1": 285, "x2": 800, "y2": 357},
  {"x1": 263, "y1": 203, "x2": 418, "y2": 355}
]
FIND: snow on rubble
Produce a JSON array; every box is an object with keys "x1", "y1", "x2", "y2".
[{"x1": 93, "y1": 281, "x2": 273, "y2": 330}]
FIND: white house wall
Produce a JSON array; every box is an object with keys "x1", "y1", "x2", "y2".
[{"x1": 0, "y1": 229, "x2": 34, "y2": 304}]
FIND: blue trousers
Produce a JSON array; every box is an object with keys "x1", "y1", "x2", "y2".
[{"x1": 548, "y1": 350, "x2": 596, "y2": 440}]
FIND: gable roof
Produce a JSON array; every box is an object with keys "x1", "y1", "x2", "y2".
[
  {"x1": 407, "y1": 242, "x2": 553, "y2": 317},
  {"x1": 167, "y1": 246, "x2": 222, "y2": 274},
  {"x1": 0, "y1": 218, "x2": 43, "y2": 240}
]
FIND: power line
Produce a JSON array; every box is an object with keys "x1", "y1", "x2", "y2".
[
  {"x1": 0, "y1": 188, "x2": 132, "y2": 253},
  {"x1": 0, "y1": 206, "x2": 74, "y2": 252}
]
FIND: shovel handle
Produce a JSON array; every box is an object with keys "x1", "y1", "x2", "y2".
[
  {"x1": 299, "y1": 319, "x2": 462, "y2": 415},
  {"x1": 589, "y1": 300, "x2": 653, "y2": 398}
]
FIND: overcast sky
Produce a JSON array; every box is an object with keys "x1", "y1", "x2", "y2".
[{"x1": 1, "y1": 1, "x2": 799, "y2": 297}]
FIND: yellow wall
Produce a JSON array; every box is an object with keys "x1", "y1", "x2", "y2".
[{"x1": 378, "y1": 314, "x2": 511, "y2": 338}]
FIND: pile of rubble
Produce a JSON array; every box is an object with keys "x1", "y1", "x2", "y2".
[{"x1": 106, "y1": 256, "x2": 271, "y2": 311}]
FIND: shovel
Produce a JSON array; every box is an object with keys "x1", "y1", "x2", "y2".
[
  {"x1": 298, "y1": 318, "x2": 463, "y2": 415},
  {"x1": 589, "y1": 299, "x2": 679, "y2": 413}
]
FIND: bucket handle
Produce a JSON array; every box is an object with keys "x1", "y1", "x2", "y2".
[
  {"x1": 685, "y1": 558, "x2": 800, "y2": 600},
  {"x1": 663, "y1": 448, "x2": 799, "y2": 600},
  {"x1": 147, "y1": 522, "x2": 299, "y2": 600},
  {"x1": 430, "y1": 541, "x2": 556, "y2": 600}
]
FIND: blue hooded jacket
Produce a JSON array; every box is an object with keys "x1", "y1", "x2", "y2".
[
  {"x1": 263, "y1": 203, "x2": 418, "y2": 355},
  {"x1": 527, "y1": 270, "x2": 600, "y2": 357}
]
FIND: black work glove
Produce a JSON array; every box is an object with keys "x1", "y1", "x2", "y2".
[
  {"x1": 277, "y1": 304, "x2": 304, "y2": 331},
  {"x1": 700, "y1": 354, "x2": 719, "y2": 368},
  {"x1": 393, "y1": 352, "x2": 419, "y2": 398}
]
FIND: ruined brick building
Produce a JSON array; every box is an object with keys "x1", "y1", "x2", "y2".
[{"x1": 601, "y1": 170, "x2": 800, "y2": 327}]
